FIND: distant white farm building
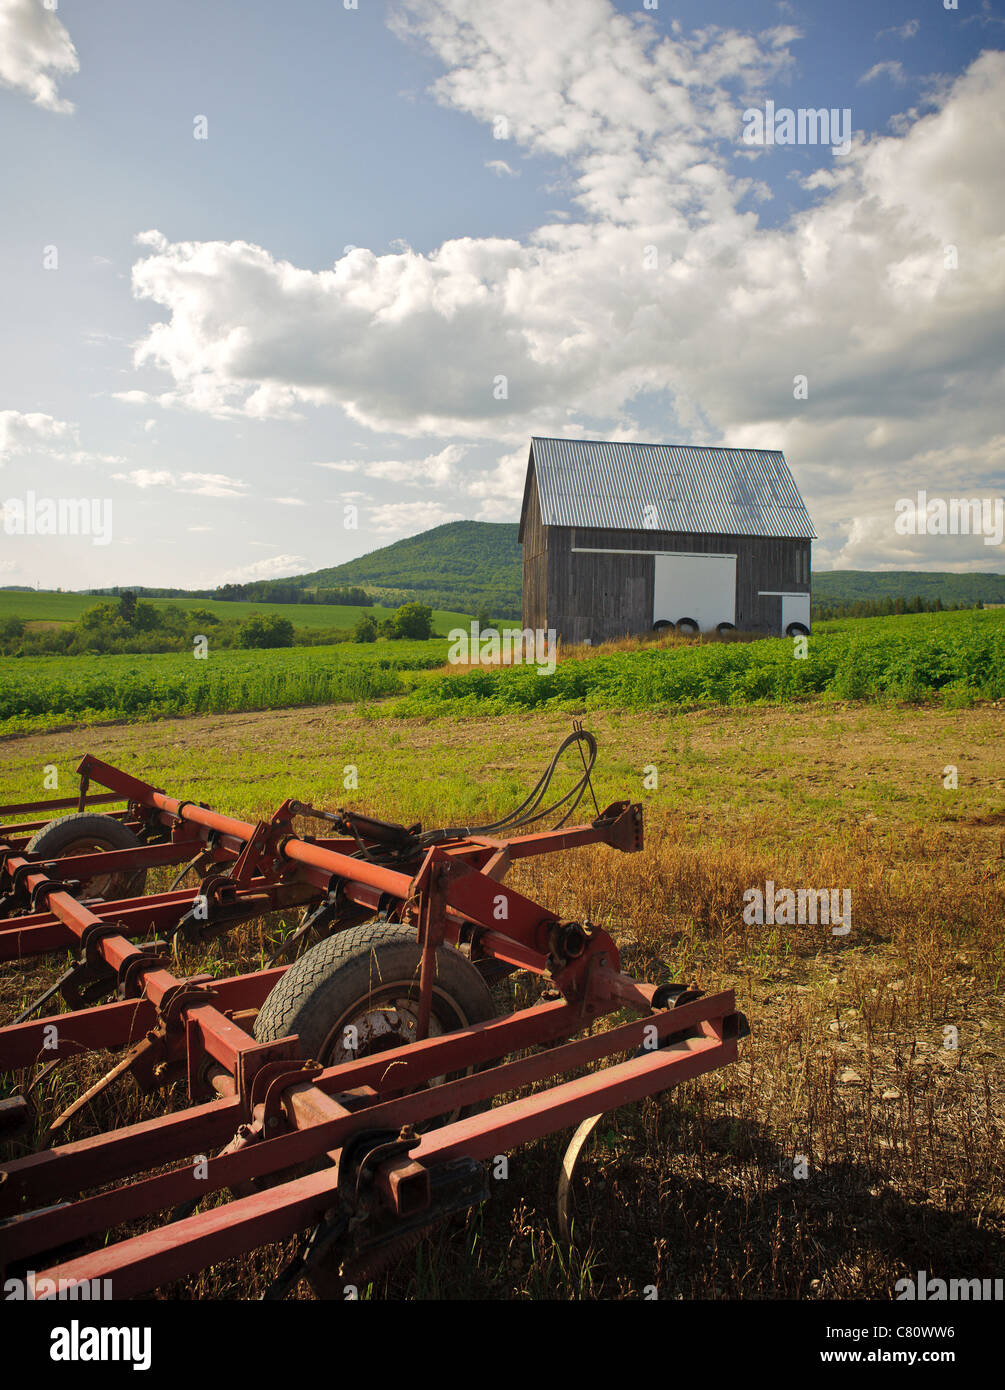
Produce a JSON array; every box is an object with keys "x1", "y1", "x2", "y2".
[{"x1": 519, "y1": 437, "x2": 816, "y2": 644}]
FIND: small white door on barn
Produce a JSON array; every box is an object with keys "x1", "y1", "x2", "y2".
[
  {"x1": 781, "y1": 593, "x2": 811, "y2": 631},
  {"x1": 652, "y1": 553, "x2": 736, "y2": 630}
]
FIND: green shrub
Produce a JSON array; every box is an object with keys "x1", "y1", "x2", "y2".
[{"x1": 237, "y1": 614, "x2": 295, "y2": 649}]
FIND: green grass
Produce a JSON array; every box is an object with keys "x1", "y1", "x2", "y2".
[
  {"x1": 0, "y1": 589, "x2": 473, "y2": 634},
  {"x1": 393, "y1": 609, "x2": 1005, "y2": 716},
  {"x1": 0, "y1": 640, "x2": 452, "y2": 735}
]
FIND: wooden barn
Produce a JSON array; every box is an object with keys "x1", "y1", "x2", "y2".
[{"x1": 519, "y1": 437, "x2": 816, "y2": 643}]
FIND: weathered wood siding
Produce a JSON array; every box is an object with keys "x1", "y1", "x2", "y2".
[
  {"x1": 520, "y1": 459, "x2": 548, "y2": 630},
  {"x1": 525, "y1": 515, "x2": 811, "y2": 642}
]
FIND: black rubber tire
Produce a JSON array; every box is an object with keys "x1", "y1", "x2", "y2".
[
  {"x1": 24, "y1": 812, "x2": 147, "y2": 900},
  {"x1": 675, "y1": 617, "x2": 699, "y2": 634},
  {"x1": 716, "y1": 622, "x2": 736, "y2": 635},
  {"x1": 254, "y1": 921, "x2": 496, "y2": 1066},
  {"x1": 652, "y1": 619, "x2": 672, "y2": 631},
  {"x1": 785, "y1": 622, "x2": 810, "y2": 637}
]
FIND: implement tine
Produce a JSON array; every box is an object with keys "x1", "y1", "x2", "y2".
[{"x1": 38, "y1": 1034, "x2": 157, "y2": 1150}]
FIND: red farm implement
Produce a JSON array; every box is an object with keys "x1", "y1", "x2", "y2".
[{"x1": 0, "y1": 730, "x2": 747, "y2": 1298}]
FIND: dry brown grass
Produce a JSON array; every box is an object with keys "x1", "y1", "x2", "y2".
[
  {"x1": 435, "y1": 622, "x2": 757, "y2": 676},
  {"x1": 1, "y1": 701, "x2": 1002, "y2": 1299}
]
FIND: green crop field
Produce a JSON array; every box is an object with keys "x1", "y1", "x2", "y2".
[
  {"x1": 1, "y1": 609, "x2": 1002, "y2": 739},
  {"x1": 0, "y1": 639, "x2": 453, "y2": 736},
  {"x1": 0, "y1": 589, "x2": 474, "y2": 634},
  {"x1": 395, "y1": 609, "x2": 1005, "y2": 716}
]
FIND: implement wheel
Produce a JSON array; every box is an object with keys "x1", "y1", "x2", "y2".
[
  {"x1": 254, "y1": 921, "x2": 496, "y2": 1114},
  {"x1": 255, "y1": 923, "x2": 496, "y2": 1298},
  {"x1": 24, "y1": 812, "x2": 147, "y2": 901}
]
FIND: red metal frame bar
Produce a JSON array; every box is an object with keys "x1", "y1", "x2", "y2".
[{"x1": 0, "y1": 752, "x2": 744, "y2": 1299}]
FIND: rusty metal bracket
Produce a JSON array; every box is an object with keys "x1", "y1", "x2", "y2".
[
  {"x1": 229, "y1": 821, "x2": 272, "y2": 887},
  {"x1": 79, "y1": 919, "x2": 124, "y2": 973},
  {"x1": 0, "y1": 861, "x2": 41, "y2": 916},
  {"x1": 117, "y1": 943, "x2": 172, "y2": 1000},
  {"x1": 335, "y1": 1126, "x2": 415, "y2": 1219},
  {"x1": 171, "y1": 876, "x2": 273, "y2": 946},
  {"x1": 56, "y1": 921, "x2": 124, "y2": 1008},
  {"x1": 260, "y1": 1062, "x2": 323, "y2": 1137},
  {"x1": 156, "y1": 979, "x2": 218, "y2": 1029},
  {"x1": 30, "y1": 875, "x2": 81, "y2": 912},
  {"x1": 234, "y1": 1038, "x2": 303, "y2": 1121},
  {"x1": 592, "y1": 800, "x2": 643, "y2": 854},
  {"x1": 127, "y1": 981, "x2": 216, "y2": 1093}
]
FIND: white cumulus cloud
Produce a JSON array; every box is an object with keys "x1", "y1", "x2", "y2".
[
  {"x1": 0, "y1": 0, "x2": 78, "y2": 113},
  {"x1": 859, "y1": 59, "x2": 908, "y2": 85},
  {"x1": 216, "y1": 554, "x2": 307, "y2": 583},
  {"x1": 312, "y1": 444, "x2": 466, "y2": 486},
  {"x1": 112, "y1": 469, "x2": 249, "y2": 498},
  {"x1": 0, "y1": 409, "x2": 75, "y2": 460},
  {"x1": 115, "y1": 1, "x2": 1005, "y2": 566},
  {"x1": 0, "y1": 410, "x2": 127, "y2": 467},
  {"x1": 366, "y1": 501, "x2": 466, "y2": 536}
]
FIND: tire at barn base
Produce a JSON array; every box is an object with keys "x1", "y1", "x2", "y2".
[
  {"x1": 24, "y1": 812, "x2": 147, "y2": 900},
  {"x1": 785, "y1": 622, "x2": 810, "y2": 637}
]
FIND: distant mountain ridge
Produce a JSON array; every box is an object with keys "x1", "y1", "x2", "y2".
[{"x1": 812, "y1": 570, "x2": 1005, "y2": 608}]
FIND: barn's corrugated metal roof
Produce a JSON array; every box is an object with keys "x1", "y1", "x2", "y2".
[{"x1": 528, "y1": 437, "x2": 816, "y2": 539}]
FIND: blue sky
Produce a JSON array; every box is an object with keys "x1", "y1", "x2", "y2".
[{"x1": 1, "y1": 0, "x2": 1002, "y2": 589}]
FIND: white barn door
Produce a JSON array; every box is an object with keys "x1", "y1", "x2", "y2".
[
  {"x1": 781, "y1": 593, "x2": 811, "y2": 631},
  {"x1": 652, "y1": 553, "x2": 736, "y2": 631}
]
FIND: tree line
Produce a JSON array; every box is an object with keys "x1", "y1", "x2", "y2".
[
  {"x1": 87, "y1": 582, "x2": 374, "y2": 606},
  {"x1": 0, "y1": 593, "x2": 437, "y2": 656},
  {"x1": 810, "y1": 595, "x2": 980, "y2": 621}
]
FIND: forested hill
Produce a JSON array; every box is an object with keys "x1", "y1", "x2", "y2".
[
  {"x1": 291, "y1": 521, "x2": 522, "y2": 617},
  {"x1": 812, "y1": 570, "x2": 1005, "y2": 612}
]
